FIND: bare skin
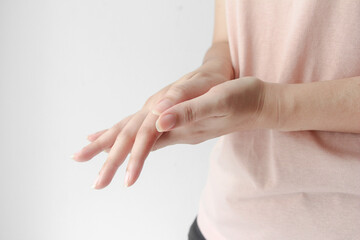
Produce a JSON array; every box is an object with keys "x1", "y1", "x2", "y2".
[{"x1": 71, "y1": 0, "x2": 360, "y2": 189}]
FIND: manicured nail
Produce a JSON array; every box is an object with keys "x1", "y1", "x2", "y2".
[
  {"x1": 156, "y1": 114, "x2": 176, "y2": 132},
  {"x1": 124, "y1": 171, "x2": 130, "y2": 187},
  {"x1": 92, "y1": 174, "x2": 100, "y2": 189},
  {"x1": 152, "y1": 99, "x2": 173, "y2": 115},
  {"x1": 70, "y1": 152, "x2": 79, "y2": 160}
]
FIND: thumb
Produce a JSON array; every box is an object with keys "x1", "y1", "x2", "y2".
[{"x1": 155, "y1": 90, "x2": 222, "y2": 132}]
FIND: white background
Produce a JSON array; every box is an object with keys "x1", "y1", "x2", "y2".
[{"x1": 0, "y1": 0, "x2": 216, "y2": 239}]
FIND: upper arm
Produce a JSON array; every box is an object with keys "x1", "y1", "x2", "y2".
[{"x1": 213, "y1": 0, "x2": 229, "y2": 44}]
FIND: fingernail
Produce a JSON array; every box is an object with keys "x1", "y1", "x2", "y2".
[
  {"x1": 124, "y1": 171, "x2": 130, "y2": 187},
  {"x1": 152, "y1": 99, "x2": 173, "y2": 115},
  {"x1": 92, "y1": 174, "x2": 101, "y2": 189},
  {"x1": 70, "y1": 152, "x2": 79, "y2": 160},
  {"x1": 156, "y1": 114, "x2": 176, "y2": 132}
]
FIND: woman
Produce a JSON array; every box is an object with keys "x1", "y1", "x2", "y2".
[{"x1": 72, "y1": 0, "x2": 360, "y2": 239}]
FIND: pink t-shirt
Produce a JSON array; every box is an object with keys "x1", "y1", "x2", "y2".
[{"x1": 196, "y1": 1, "x2": 360, "y2": 239}]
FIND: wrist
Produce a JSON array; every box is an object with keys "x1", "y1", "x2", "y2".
[
  {"x1": 199, "y1": 59, "x2": 235, "y2": 80},
  {"x1": 261, "y1": 81, "x2": 292, "y2": 131},
  {"x1": 201, "y1": 42, "x2": 235, "y2": 80}
]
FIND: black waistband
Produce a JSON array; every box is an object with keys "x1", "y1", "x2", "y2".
[{"x1": 188, "y1": 216, "x2": 206, "y2": 240}]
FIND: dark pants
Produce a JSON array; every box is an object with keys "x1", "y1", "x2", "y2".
[{"x1": 188, "y1": 216, "x2": 206, "y2": 240}]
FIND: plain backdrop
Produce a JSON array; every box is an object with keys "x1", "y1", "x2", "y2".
[{"x1": 0, "y1": 0, "x2": 217, "y2": 239}]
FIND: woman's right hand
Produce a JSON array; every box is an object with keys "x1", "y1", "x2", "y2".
[{"x1": 71, "y1": 61, "x2": 232, "y2": 189}]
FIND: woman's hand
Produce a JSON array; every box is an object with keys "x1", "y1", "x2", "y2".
[
  {"x1": 71, "y1": 62, "x2": 231, "y2": 189},
  {"x1": 152, "y1": 77, "x2": 279, "y2": 150}
]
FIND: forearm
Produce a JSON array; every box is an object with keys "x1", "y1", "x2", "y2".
[
  {"x1": 269, "y1": 76, "x2": 360, "y2": 133},
  {"x1": 201, "y1": 41, "x2": 235, "y2": 80}
]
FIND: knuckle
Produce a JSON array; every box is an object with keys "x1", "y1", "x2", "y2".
[
  {"x1": 144, "y1": 97, "x2": 152, "y2": 107},
  {"x1": 193, "y1": 71, "x2": 210, "y2": 79},
  {"x1": 142, "y1": 95, "x2": 155, "y2": 109},
  {"x1": 92, "y1": 138, "x2": 106, "y2": 151},
  {"x1": 167, "y1": 84, "x2": 188, "y2": 100},
  {"x1": 118, "y1": 128, "x2": 135, "y2": 142},
  {"x1": 184, "y1": 105, "x2": 196, "y2": 123},
  {"x1": 179, "y1": 71, "x2": 197, "y2": 82}
]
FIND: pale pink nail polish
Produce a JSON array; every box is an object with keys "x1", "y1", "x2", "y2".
[
  {"x1": 156, "y1": 114, "x2": 176, "y2": 132},
  {"x1": 71, "y1": 152, "x2": 79, "y2": 160},
  {"x1": 92, "y1": 175, "x2": 100, "y2": 189},
  {"x1": 124, "y1": 171, "x2": 130, "y2": 187}
]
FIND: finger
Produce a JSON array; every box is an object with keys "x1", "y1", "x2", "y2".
[
  {"x1": 125, "y1": 112, "x2": 161, "y2": 187},
  {"x1": 87, "y1": 129, "x2": 108, "y2": 141},
  {"x1": 155, "y1": 89, "x2": 225, "y2": 132},
  {"x1": 151, "y1": 130, "x2": 179, "y2": 151},
  {"x1": 86, "y1": 130, "x2": 111, "y2": 153},
  {"x1": 151, "y1": 72, "x2": 224, "y2": 115},
  {"x1": 72, "y1": 114, "x2": 133, "y2": 162},
  {"x1": 93, "y1": 111, "x2": 147, "y2": 189},
  {"x1": 152, "y1": 117, "x2": 227, "y2": 151}
]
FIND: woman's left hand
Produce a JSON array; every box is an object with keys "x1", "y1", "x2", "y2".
[
  {"x1": 151, "y1": 76, "x2": 279, "y2": 150},
  {"x1": 86, "y1": 77, "x2": 280, "y2": 186}
]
